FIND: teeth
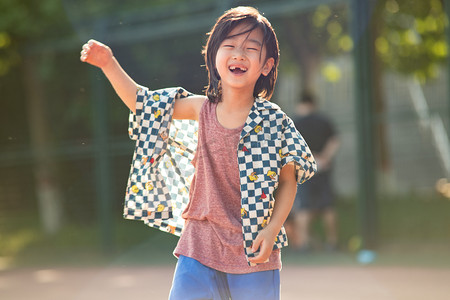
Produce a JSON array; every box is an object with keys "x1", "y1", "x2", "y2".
[{"x1": 229, "y1": 66, "x2": 247, "y2": 71}]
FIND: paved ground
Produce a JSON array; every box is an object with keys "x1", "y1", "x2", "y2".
[{"x1": 1, "y1": 264, "x2": 450, "y2": 300}]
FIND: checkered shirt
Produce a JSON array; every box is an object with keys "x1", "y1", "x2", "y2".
[{"x1": 124, "y1": 86, "x2": 316, "y2": 266}]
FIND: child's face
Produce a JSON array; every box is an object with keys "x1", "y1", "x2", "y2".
[{"x1": 215, "y1": 22, "x2": 274, "y2": 97}]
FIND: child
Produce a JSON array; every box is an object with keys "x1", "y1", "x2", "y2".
[{"x1": 81, "y1": 6, "x2": 316, "y2": 300}]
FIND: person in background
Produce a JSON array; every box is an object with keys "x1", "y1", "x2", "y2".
[{"x1": 286, "y1": 91, "x2": 340, "y2": 252}]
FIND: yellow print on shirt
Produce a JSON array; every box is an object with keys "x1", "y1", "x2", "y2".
[
  {"x1": 241, "y1": 208, "x2": 248, "y2": 217},
  {"x1": 267, "y1": 170, "x2": 276, "y2": 180},
  {"x1": 131, "y1": 185, "x2": 139, "y2": 194},
  {"x1": 156, "y1": 204, "x2": 165, "y2": 212},
  {"x1": 261, "y1": 219, "x2": 268, "y2": 228},
  {"x1": 145, "y1": 182, "x2": 153, "y2": 191},
  {"x1": 279, "y1": 149, "x2": 288, "y2": 159},
  {"x1": 248, "y1": 172, "x2": 258, "y2": 181}
]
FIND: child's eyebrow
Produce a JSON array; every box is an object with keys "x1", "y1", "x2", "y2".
[{"x1": 247, "y1": 39, "x2": 262, "y2": 47}]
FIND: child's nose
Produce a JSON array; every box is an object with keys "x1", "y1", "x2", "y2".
[{"x1": 232, "y1": 47, "x2": 245, "y2": 60}]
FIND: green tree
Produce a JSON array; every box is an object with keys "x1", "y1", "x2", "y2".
[
  {"x1": 0, "y1": 0, "x2": 72, "y2": 235},
  {"x1": 280, "y1": 4, "x2": 351, "y2": 93},
  {"x1": 375, "y1": 0, "x2": 447, "y2": 83},
  {"x1": 371, "y1": 0, "x2": 447, "y2": 180},
  {"x1": 279, "y1": 0, "x2": 447, "y2": 184}
]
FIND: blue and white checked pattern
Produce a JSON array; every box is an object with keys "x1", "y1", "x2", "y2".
[
  {"x1": 124, "y1": 87, "x2": 316, "y2": 266},
  {"x1": 237, "y1": 99, "x2": 316, "y2": 263},
  {"x1": 124, "y1": 86, "x2": 197, "y2": 236}
]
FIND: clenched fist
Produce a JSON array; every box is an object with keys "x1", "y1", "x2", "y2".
[{"x1": 80, "y1": 39, "x2": 113, "y2": 69}]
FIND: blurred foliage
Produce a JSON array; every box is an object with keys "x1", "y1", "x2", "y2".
[
  {"x1": 278, "y1": 0, "x2": 448, "y2": 84},
  {"x1": 0, "y1": 0, "x2": 447, "y2": 85},
  {"x1": 276, "y1": 3, "x2": 350, "y2": 90},
  {"x1": 303, "y1": 4, "x2": 353, "y2": 55},
  {"x1": 0, "y1": 0, "x2": 211, "y2": 148},
  {"x1": 0, "y1": 0, "x2": 69, "y2": 75},
  {"x1": 376, "y1": 0, "x2": 448, "y2": 83}
]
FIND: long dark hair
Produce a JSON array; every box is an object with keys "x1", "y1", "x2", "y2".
[{"x1": 202, "y1": 6, "x2": 279, "y2": 102}]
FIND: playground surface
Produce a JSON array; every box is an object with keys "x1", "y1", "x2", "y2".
[{"x1": 1, "y1": 264, "x2": 449, "y2": 300}]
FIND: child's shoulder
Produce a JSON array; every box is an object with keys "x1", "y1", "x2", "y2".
[
  {"x1": 186, "y1": 94, "x2": 208, "y2": 102},
  {"x1": 173, "y1": 93, "x2": 207, "y2": 120}
]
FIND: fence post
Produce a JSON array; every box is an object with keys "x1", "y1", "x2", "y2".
[
  {"x1": 90, "y1": 68, "x2": 114, "y2": 253},
  {"x1": 351, "y1": 0, "x2": 378, "y2": 250}
]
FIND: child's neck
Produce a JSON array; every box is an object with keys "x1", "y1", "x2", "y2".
[
  {"x1": 216, "y1": 90, "x2": 254, "y2": 129},
  {"x1": 221, "y1": 88, "x2": 255, "y2": 111}
]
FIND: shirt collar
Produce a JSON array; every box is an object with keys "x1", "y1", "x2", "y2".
[{"x1": 239, "y1": 98, "x2": 280, "y2": 141}]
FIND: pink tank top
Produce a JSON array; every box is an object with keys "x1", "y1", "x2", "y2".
[{"x1": 174, "y1": 100, "x2": 281, "y2": 274}]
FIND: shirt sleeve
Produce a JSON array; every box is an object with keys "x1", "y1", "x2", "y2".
[
  {"x1": 128, "y1": 85, "x2": 154, "y2": 140},
  {"x1": 280, "y1": 115, "x2": 317, "y2": 184}
]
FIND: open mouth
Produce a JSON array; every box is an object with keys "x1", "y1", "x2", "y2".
[{"x1": 229, "y1": 66, "x2": 248, "y2": 74}]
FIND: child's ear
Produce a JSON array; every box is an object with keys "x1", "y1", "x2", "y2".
[{"x1": 262, "y1": 57, "x2": 275, "y2": 76}]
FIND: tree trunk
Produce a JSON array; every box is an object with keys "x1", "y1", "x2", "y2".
[
  {"x1": 370, "y1": 1, "x2": 394, "y2": 190},
  {"x1": 23, "y1": 54, "x2": 63, "y2": 235},
  {"x1": 283, "y1": 15, "x2": 322, "y2": 96}
]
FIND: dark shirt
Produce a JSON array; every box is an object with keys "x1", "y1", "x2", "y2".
[{"x1": 294, "y1": 112, "x2": 337, "y2": 154}]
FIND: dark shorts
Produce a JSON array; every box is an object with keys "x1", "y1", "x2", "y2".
[{"x1": 292, "y1": 172, "x2": 335, "y2": 213}]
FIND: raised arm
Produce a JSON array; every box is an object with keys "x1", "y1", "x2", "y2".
[
  {"x1": 80, "y1": 40, "x2": 138, "y2": 113},
  {"x1": 81, "y1": 39, "x2": 207, "y2": 119}
]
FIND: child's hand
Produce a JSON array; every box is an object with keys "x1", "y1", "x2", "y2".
[
  {"x1": 80, "y1": 39, "x2": 113, "y2": 69},
  {"x1": 248, "y1": 225, "x2": 278, "y2": 264}
]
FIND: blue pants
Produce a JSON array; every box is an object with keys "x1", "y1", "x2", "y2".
[{"x1": 169, "y1": 255, "x2": 280, "y2": 300}]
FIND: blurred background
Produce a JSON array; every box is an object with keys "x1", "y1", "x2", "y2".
[{"x1": 0, "y1": 0, "x2": 449, "y2": 289}]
